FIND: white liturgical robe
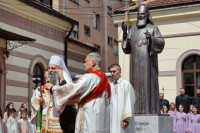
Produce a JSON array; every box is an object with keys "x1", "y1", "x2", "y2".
[
  {"x1": 7, "y1": 116, "x2": 19, "y2": 133},
  {"x1": 31, "y1": 86, "x2": 62, "y2": 131},
  {"x1": 52, "y1": 71, "x2": 110, "y2": 133},
  {"x1": 110, "y1": 77, "x2": 135, "y2": 133}
]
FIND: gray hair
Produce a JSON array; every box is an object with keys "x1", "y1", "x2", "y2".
[{"x1": 87, "y1": 52, "x2": 102, "y2": 67}]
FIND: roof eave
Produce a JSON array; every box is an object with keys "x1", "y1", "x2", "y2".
[
  {"x1": 20, "y1": 0, "x2": 78, "y2": 25},
  {"x1": 113, "y1": 1, "x2": 200, "y2": 16}
]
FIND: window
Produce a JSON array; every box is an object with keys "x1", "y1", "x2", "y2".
[
  {"x1": 114, "y1": 41, "x2": 118, "y2": 55},
  {"x1": 71, "y1": 0, "x2": 79, "y2": 4},
  {"x1": 107, "y1": 6, "x2": 112, "y2": 16},
  {"x1": 94, "y1": 44, "x2": 100, "y2": 54},
  {"x1": 108, "y1": 37, "x2": 113, "y2": 45},
  {"x1": 93, "y1": 14, "x2": 100, "y2": 29},
  {"x1": 182, "y1": 55, "x2": 200, "y2": 102},
  {"x1": 34, "y1": 0, "x2": 52, "y2": 7},
  {"x1": 84, "y1": 25, "x2": 90, "y2": 36},
  {"x1": 71, "y1": 24, "x2": 78, "y2": 39},
  {"x1": 33, "y1": 64, "x2": 44, "y2": 89}
]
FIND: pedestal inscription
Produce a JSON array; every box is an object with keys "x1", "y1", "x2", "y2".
[{"x1": 135, "y1": 114, "x2": 173, "y2": 133}]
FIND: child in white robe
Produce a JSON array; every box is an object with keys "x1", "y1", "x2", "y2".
[
  {"x1": 7, "y1": 108, "x2": 19, "y2": 133},
  {"x1": 17, "y1": 107, "x2": 25, "y2": 121},
  {"x1": 3, "y1": 102, "x2": 14, "y2": 133},
  {"x1": 27, "y1": 111, "x2": 36, "y2": 133},
  {"x1": 18, "y1": 111, "x2": 30, "y2": 133}
]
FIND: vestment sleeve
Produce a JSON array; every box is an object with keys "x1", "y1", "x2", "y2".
[
  {"x1": 6, "y1": 118, "x2": 11, "y2": 133},
  {"x1": 121, "y1": 82, "x2": 135, "y2": 122},
  {"x1": 52, "y1": 74, "x2": 100, "y2": 114},
  {"x1": 30, "y1": 88, "x2": 47, "y2": 124},
  {"x1": 150, "y1": 26, "x2": 165, "y2": 55}
]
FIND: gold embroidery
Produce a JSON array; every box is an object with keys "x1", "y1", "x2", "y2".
[
  {"x1": 53, "y1": 84, "x2": 75, "y2": 113},
  {"x1": 77, "y1": 105, "x2": 87, "y2": 133},
  {"x1": 122, "y1": 112, "x2": 132, "y2": 122},
  {"x1": 114, "y1": 84, "x2": 118, "y2": 96},
  {"x1": 41, "y1": 128, "x2": 63, "y2": 133},
  {"x1": 56, "y1": 84, "x2": 74, "y2": 100}
]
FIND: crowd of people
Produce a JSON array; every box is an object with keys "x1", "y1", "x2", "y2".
[
  {"x1": 160, "y1": 88, "x2": 200, "y2": 133},
  {"x1": 0, "y1": 52, "x2": 200, "y2": 133},
  {"x1": 0, "y1": 53, "x2": 135, "y2": 133},
  {"x1": 0, "y1": 102, "x2": 36, "y2": 133}
]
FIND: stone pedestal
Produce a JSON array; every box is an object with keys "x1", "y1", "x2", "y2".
[{"x1": 135, "y1": 114, "x2": 173, "y2": 133}]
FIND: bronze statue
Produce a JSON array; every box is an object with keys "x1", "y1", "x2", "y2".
[{"x1": 122, "y1": 5, "x2": 165, "y2": 114}]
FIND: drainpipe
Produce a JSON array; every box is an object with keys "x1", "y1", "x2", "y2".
[
  {"x1": 64, "y1": 22, "x2": 74, "y2": 66},
  {"x1": 62, "y1": 0, "x2": 66, "y2": 15}
]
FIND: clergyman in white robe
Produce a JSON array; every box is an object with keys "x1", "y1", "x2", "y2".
[
  {"x1": 31, "y1": 55, "x2": 72, "y2": 132},
  {"x1": 51, "y1": 69, "x2": 111, "y2": 133},
  {"x1": 110, "y1": 77, "x2": 135, "y2": 133}
]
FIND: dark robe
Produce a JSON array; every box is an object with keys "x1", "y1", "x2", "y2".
[
  {"x1": 122, "y1": 23, "x2": 165, "y2": 114},
  {"x1": 175, "y1": 94, "x2": 190, "y2": 113},
  {"x1": 192, "y1": 95, "x2": 200, "y2": 112},
  {"x1": 59, "y1": 80, "x2": 76, "y2": 133},
  {"x1": 159, "y1": 99, "x2": 169, "y2": 110}
]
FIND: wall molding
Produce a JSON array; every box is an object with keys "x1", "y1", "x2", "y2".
[
  {"x1": 0, "y1": 8, "x2": 66, "y2": 43},
  {"x1": 159, "y1": 70, "x2": 176, "y2": 77},
  {"x1": 6, "y1": 95, "x2": 28, "y2": 102},
  {"x1": 6, "y1": 79, "x2": 28, "y2": 88},
  {"x1": 6, "y1": 64, "x2": 29, "y2": 74}
]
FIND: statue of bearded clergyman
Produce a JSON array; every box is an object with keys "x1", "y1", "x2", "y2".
[{"x1": 122, "y1": 4, "x2": 165, "y2": 114}]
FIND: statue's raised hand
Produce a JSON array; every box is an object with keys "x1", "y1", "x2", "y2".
[
  {"x1": 122, "y1": 21, "x2": 128, "y2": 39},
  {"x1": 122, "y1": 21, "x2": 127, "y2": 32}
]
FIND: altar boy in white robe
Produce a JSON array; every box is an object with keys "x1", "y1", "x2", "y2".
[
  {"x1": 109, "y1": 64, "x2": 135, "y2": 133},
  {"x1": 7, "y1": 109, "x2": 19, "y2": 133},
  {"x1": 46, "y1": 52, "x2": 111, "y2": 133}
]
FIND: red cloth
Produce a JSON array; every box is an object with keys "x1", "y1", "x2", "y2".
[
  {"x1": 79, "y1": 69, "x2": 111, "y2": 104},
  {"x1": 42, "y1": 85, "x2": 45, "y2": 89}
]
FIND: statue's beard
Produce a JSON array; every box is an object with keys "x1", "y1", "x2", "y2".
[{"x1": 137, "y1": 18, "x2": 147, "y2": 28}]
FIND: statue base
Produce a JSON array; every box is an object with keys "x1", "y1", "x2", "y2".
[{"x1": 135, "y1": 114, "x2": 173, "y2": 133}]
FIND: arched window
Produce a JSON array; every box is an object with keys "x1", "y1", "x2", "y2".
[
  {"x1": 182, "y1": 55, "x2": 200, "y2": 101},
  {"x1": 33, "y1": 63, "x2": 44, "y2": 89}
]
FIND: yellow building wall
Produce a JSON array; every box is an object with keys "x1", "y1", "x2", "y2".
[
  {"x1": 0, "y1": 0, "x2": 71, "y2": 32},
  {"x1": 114, "y1": 5, "x2": 200, "y2": 103},
  {"x1": 0, "y1": 0, "x2": 74, "y2": 110}
]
